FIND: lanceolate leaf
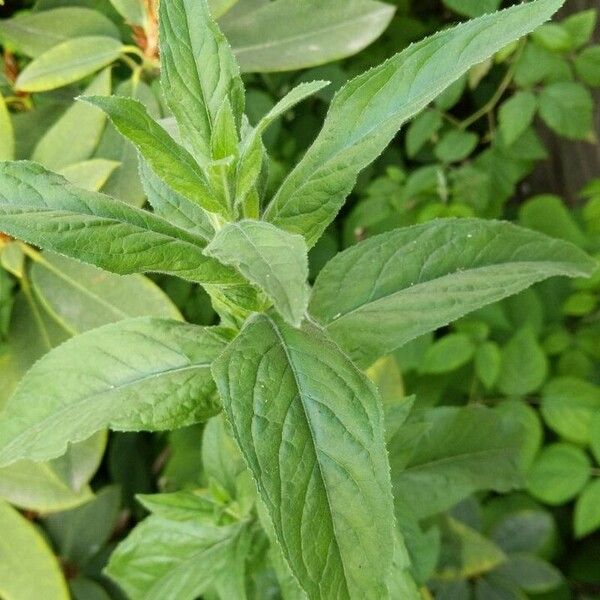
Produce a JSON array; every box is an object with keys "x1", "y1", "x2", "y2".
[
  {"x1": 15, "y1": 36, "x2": 123, "y2": 93},
  {"x1": 264, "y1": 0, "x2": 565, "y2": 246},
  {"x1": 221, "y1": 0, "x2": 396, "y2": 73},
  {"x1": 0, "y1": 161, "x2": 240, "y2": 285},
  {"x1": 82, "y1": 96, "x2": 225, "y2": 215},
  {"x1": 159, "y1": 0, "x2": 245, "y2": 162},
  {"x1": 212, "y1": 314, "x2": 395, "y2": 599},
  {"x1": 0, "y1": 318, "x2": 232, "y2": 466},
  {"x1": 310, "y1": 219, "x2": 596, "y2": 367},
  {"x1": 205, "y1": 220, "x2": 310, "y2": 326}
]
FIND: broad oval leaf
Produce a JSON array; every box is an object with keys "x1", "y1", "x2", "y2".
[
  {"x1": 264, "y1": 0, "x2": 565, "y2": 246},
  {"x1": 212, "y1": 314, "x2": 395, "y2": 599},
  {"x1": 0, "y1": 499, "x2": 69, "y2": 600},
  {"x1": 0, "y1": 161, "x2": 240, "y2": 285},
  {"x1": 0, "y1": 318, "x2": 232, "y2": 466},
  {"x1": 205, "y1": 220, "x2": 309, "y2": 326},
  {"x1": 15, "y1": 36, "x2": 124, "y2": 93},
  {"x1": 0, "y1": 7, "x2": 121, "y2": 58},
  {"x1": 30, "y1": 252, "x2": 182, "y2": 335},
  {"x1": 222, "y1": 0, "x2": 395, "y2": 73},
  {"x1": 159, "y1": 0, "x2": 245, "y2": 162},
  {"x1": 310, "y1": 219, "x2": 596, "y2": 367}
]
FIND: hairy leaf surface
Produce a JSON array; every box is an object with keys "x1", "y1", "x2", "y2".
[
  {"x1": 205, "y1": 220, "x2": 309, "y2": 326},
  {"x1": 310, "y1": 219, "x2": 596, "y2": 366},
  {"x1": 264, "y1": 0, "x2": 565, "y2": 246},
  {"x1": 159, "y1": 0, "x2": 244, "y2": 162},
  {"x1": 0, "y1": 161, "x2": 239, "y2": 285},
  {"x1": 212, "y1": 314, "x2": 395, "y2": 599},
  {"x1": 0, "y1": 318, "x2": 231, "y2": 466}
]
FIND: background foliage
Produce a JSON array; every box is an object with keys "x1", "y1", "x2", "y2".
[{"x1": 0, "y1": 0, "x2": 599, "y2": 599}]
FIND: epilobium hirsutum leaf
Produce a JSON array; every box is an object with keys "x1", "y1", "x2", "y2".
[
  {"x1": 0, "y1": 318, "x2": 232, "y2": 466},
  {"x1": 107, "y1": 516, "x2": 252, "y2": 600},
  {"x1": 212, "y1": 314, "x2": 395, "y2": 599},
  {"x1": 310, "y1": 219, "x2": 596, "y2": 367},
  {"x1": 159, "y1": 0, "x2": 245, "y2": 163},
  {"x1": 205, "y1": 220, "x2": 310, "y2": 326},
  {"x1": 81, "y1": 96, "x2": 226, "y2": 216},
  {"x1": 264, "y1": 0, "x2": 565, "y2": 246},
  {"x1": 0, "y1": 161, "x2": 239, "y2": 285}
]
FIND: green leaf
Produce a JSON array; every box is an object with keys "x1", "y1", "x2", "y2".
[
  {"x1": 420, "y1": 333, "x2": 475, "y2": 374},
  {"x1": 518, "y1": 194, "x2": 588, "y2": 248},
  {"x1": 495, "y1": 555, "x2": 562, "y2": 593},
  {"x1": 434, "y1": 129, "x2": 478, "y2": 163},
  {"x1": 0, "y1": 318, "x2": 231, "y2": 466},
  {"x1": 106, "y1": 516, "x2": 253, "y2": 600},
  {"x1": 574, "y1": 480, "x2": 600, "y2": 538},
  {"x1": 15, "y1": 36, "x2": 123, "y2": 93},
  {"x1": 540, "y1": 377, "x2": 600, "y2": 445},
  {"x1": 108, "y1": 0, "x2": 146, "y2": 25},
  {"x1": 405, "y1": 110, "x2": 443, "y2": 158},
  {"x1": 139, "y1": 159, "x2": 215, "y2": 240},
  {"x1": 498, "y1": 91, "x2": 538, "y2": 147},
  {"x1": 58, "y1": 159, "x2": 120, "y2": 192},
  {"x1": 497, "y1": 327, "x2": 548, "y2": 396},
  {"x1": 30, "y1": 252, "x2": 182, "y2": 334},
  {"x1": 531, "y1": 23, "x2": 573, "y2": 52},
  {"x1": 390, "y1": 406, "x2": 526, "y2": 519},
  {"x1": 562, "y1": 10, "x2": 597, "y2": 49},
  {"x1": 0, "y1": 499, "x2": 69, "y2": 600},
  {"x1": 538, "y1": 82, "x2": 594, "y2": 140},
  {"x1": 575, "y1": 45, "x2": 600, "y2": 87},
  {"x1": 0, "y1": 433, "x2": 105, "y2": 512},
  {"x1": 159, "y1": 0, "x2": 244, "y2": 163},
  {"x1": 264, "y1": 0, "x2": 566, "y2": 246},
  {"x1": 527, "y1": 443, "x2": 591, "y2": 505},
  {"x1": 32, "y1": 68, "x2": 111, "y2": 170},
  {"x1": 82, "y1": 96, "x2": 225, "y2": 215},
  {"x1": 205, "y1": 220, "x2": 309, "y2": 326},
  {"x1": 0, "y1": 161, "x2": 239, "y2": 285},
  {"x1": 44, "y1": 486, "x2": 121, "y2": 566},
  {"x1": 212, "y1": 314, "x2": 395, "y2": 599},
  {"x1": 490, "y1": 510, "x2": 554, "y2": 555},
  {"x1": 310, "y1": 219, "x2": 595, "y2": 367},
  {"x1": 475, "y1": 341, "x2": 501, "y2": 389},
  {"x1": 0, "y1": 7, "x2": 121, "y2": 58},
  {"x1": 0, "y1": 93, "x2": 14, "y2": 161},
  {"x1": 222, "y1": 0, "x2": 395, "y2": 73}
]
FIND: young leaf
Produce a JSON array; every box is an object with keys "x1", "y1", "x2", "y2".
[
  {"x1": 106, "y1": 517, "x2": 252, "y2": 600},
  {"x1": 82, "y1": 96, "x2": 225, "y2": 215},
  {"x1": 159, "y1": 0, "x2": 244, "y2": 163},
  {"x1": 0, "y1": 499, "x2": 69, "y2": 600},
  {"x1": 15, "y1": 37, "x2": 123, "y2": 93},
  {"x1": 212, "y1": 314, "x2": 395, "y2": 599},
  {"x1": 0, "y1": 161, "x2": 239, "y2": 285},
  {"x1": 498, "y1": 91, "x2": 538, "y2": 147},
  {"x1": 0, "y1": 318, "x2": 231, "y2": 466},
  {"x1": 139, "y1": 160, "x2": 215, "y2": 241},
  {"x1": 310, "y1": 219, "x2": 596, "y2": 367},
  {"x1": 205, "y1": 220, "x2": 309, "y2": 326},
  {"x1": 264, "y1": 0, "x2": 565, "y2": 247},
  {"x1": 538, "y1": 82, "x2": 594, "y2": 140},
  {"x1": 32, "y1": 68, "x2": 111, "y2": 171},
  {"x1": 221, "y1": 0, "x2": 396, "y2": 73}
]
